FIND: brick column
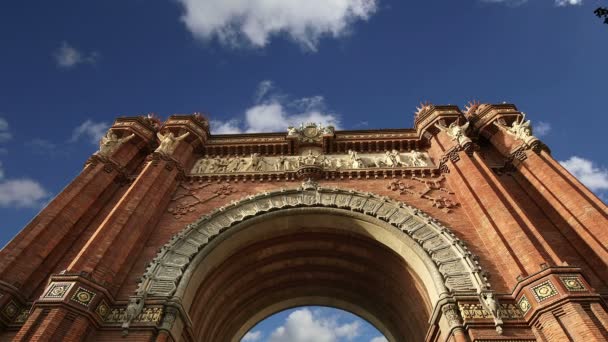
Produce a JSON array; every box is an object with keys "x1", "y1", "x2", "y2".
[
  {"x1": 0, "y1": 117, "x2": 156, "y2": 331},
  {"x1": 427, "y1": 129, "x2": 548, "y2": 291},
  {"x1": 485, "y1": 117, "x2": 608, "y2": 275},
  {"x1": 65, "y1": 115, "x2": 208, "y2": 292}
]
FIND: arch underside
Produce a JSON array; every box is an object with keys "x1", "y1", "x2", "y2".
[{"x1": 135, "y1": 186, "x2": 489, "y2": 341}]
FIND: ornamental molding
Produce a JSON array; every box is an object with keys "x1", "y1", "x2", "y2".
[{"x1": 133, "y1": 186, "x2": 491, "y2": 308}]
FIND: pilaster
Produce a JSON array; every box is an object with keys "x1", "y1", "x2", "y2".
[
  {"x1": 418, "y1": 106, "x2": 550, "y2": 291},
  {"x1": 65, "y1": 114, "x2": 209, "y2": 293},
  {"x1": 0, "y1": 116, "x2": 157, "y2": 329},
  {"x1": 471, "y1": 105, "x2": 608, "y2": 280}
]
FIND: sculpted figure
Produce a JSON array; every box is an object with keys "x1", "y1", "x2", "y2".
[
  {"x1": 508, "y1": 113, "x2": 537, "y2": 145},
  {"x1": 480, "y1": 292, "x2": 503, "y2": 334},
  {"x1": 122, "y1": 297, "x2": 145, "y2": 330},
  {"x1": 287, "y1": 126, "x2": 298, "y2": 136},
  {"x1": 321, "y1": 125, "x2": 335, "y2": 135},
  {"x1": 193, "y1": 159, "x2": 208, "y2": 173},
  {"x1": 410, "y1": 150, "x2": 427, "y2": 167},
  {"x1": 335, "y1": 158, "x2": 345, "y2": 169},
  {"x1": 226, "y1": 156, "x2": 242, "y2": 172},
  {"x1": 275, "y1": 156, "x2": 287, "y2": 171},
  {"x1": 384, "y1": 149, "x2": 402, "y2": 167},
  {"x1": 320, "y1": 156, "x2": 333, "y2": 168},
  {"x1": 303, "y1": 150, "x2": 318, "y2": 165},
  {"x1": 155, "y1": 131, "x2": 190, "y2": 155},
  {"x1": 437, "y1": 120, "x2": 471, "y2": 148},
  {"x1": 481, "y1": 293, "x2": 500, "y2": 318},
  {"x1": 205, "y1": 157, "x2": 219, "y2": 173},
  {"x1": 243, "y1": 153, "x2": 265, "y2": 172},
  {"x1": 348, "y1": 149, "x2": 365, "y2": 169},
  {"x1": 98, "y1": 131, "x2": 134, "y2": 157},
  {"x1": 448, "y1": 121, "x2": 471, "y2": 147},
  {"x1": 215, "y1": 157, "x2": 228, "y2": 173}
]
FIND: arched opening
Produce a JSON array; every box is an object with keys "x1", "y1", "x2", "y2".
[
  {"x1": 179, "y1": 209, "x2": 435, "y2": 342},
  {"x1": 241, "y1": 306, "x2": 388, "y2": 342},
  {"x1": 136, "y1": 187, "x2": 487, "y2": 342}
]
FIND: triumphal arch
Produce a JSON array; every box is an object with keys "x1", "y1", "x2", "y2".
[{"x1": 1, "y1": 103, "x2": 607, "y2": 341}]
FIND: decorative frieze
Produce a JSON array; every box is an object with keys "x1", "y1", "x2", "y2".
[
  {"x1": 458, "y1": 303, "x2": 524, "y2": 320},
  {"x1": 190, "y1": 149, "x2": 433, "y2": 175},
  {"x1": 95, "y1": 305, "x2": 163, "y2": 325}
]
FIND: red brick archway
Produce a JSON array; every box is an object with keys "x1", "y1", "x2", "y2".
[{"x1": 1, "y1": 105, "x2": 607, "y2": 341}]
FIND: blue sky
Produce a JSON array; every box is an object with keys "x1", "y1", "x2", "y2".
[{"x1": 1, "y1": 0, "x2": 607, "y2": 340}]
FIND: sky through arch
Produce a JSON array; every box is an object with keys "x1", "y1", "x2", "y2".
[{"x1": 241, "y1": 306, "x2": 388, "y2": 342}]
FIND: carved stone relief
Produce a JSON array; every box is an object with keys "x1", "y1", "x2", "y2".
[
  {"x1": 167, "y1": 183, "x2": 238, "y2": 219},
  {"x1": 387, "y1": 175, "x2": 459, "y2": 213},
  {"x1": 190, "y1": 150, "x2": 433, "y2": 175},
  {"x1": 287, "y1": 122, "x2": 334, "y2": 143}
]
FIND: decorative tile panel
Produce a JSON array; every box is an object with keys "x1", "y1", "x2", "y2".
[
  {"x1": 518, "y1": 295, "x2": 531, "y2": 315},
  {"x1": 95, "y1": 300, "x2": 110, "y2": 319},
  {"x1": 42, "y1": 282, "x2": 74, "y2": 300},
  {"x1": 532, "y1": 281, "x2": 558, "y2": 302},
  {"x1": 2, "y1": 300, "x2": 19, "y2": 319},
  {"x1": 559, "y1": 276, "x2": 587, "y2": 292},
  {"x1": 71, "y1": 287, "x2": 96, "y2": 307}
]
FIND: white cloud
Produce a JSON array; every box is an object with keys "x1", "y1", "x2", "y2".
[
  {"x1": 555, "y1": 0, "x2": 582, "y2": 6},
  {"x1": 242, "y1": 330, "x2": 263, "y2": 341},
  {"x1": 211, "y1": 81, "x2": 340, "y2": 134},
  {"x1": 70, "y1": 120, "x2": 110, "y2": 144},
  {"x1": 255, "y1": 80, "x2": 274, "y2": 102},
  {"x1": 0, "y1": 117, "x2": 12, "y2": 142},
  {"x1": 534, "y1": 121, "x2": 551, "y2": 137},
  {"x1": 0, "y1": 179, "x2": 50, "y2": 208},
  {"x1": 268, "y1": 308, "x2": 362, "y2": 342},
  {"x1": 370, "y1": 337, "x2": 388, "y2": 342},
  {"x1": 560, "y1": 156, "x2": 608, "y2": 192},
  {"x1": 211, "y1": 119, "x2": 243, "y2": 134},
  {"x1": 53, "y1": 41, "x2": 99, "y2": 68},
  {"x1": 175, "y1": 0, "x2": 378, "y2": 51}
]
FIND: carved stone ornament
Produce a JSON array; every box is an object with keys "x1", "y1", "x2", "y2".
[
  {"x1": 436, "y1": 120, "x2": 472, "y2": 149},
  {"x1": 190, "y1": 150, "x2": 433, "y2": 175},
  {"x1": 494, "y1": 112, "x2": 539, "y2": 147},
  {"x1": 167, "y1": 183, "x2": 238, "y2": 219},
  {"x1": 287, "y1": 122, "x2": 334, "y2": 143},
  {"x1": 480, "y1": 292, "x2": 504, "y2": 335},
  {"x1": 135, "y1": 187, "x2": 490, "y2": 301},
  {"x1": 387, "y1": 175, "x2": 459, "y2": 213},
  {"x1": 442, "y1": 304, "x2": 463, "y2": 328},
  {"x1": 97, "y1": 130, "x2": 134, "y2": 157},
  {"x1": 155, "y1": 131, "x2": 190, "y2": 156},
  {"x1": 122, "y1": 296, "x2": 145, "y2": 331}
]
